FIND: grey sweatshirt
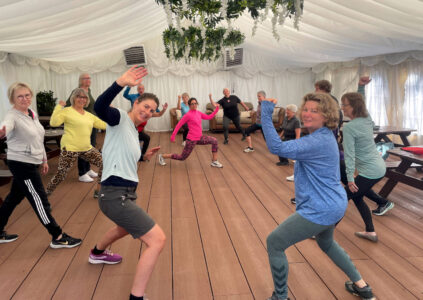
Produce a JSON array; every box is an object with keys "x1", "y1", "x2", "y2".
[{"x1": 1, "y1": 108, "x2": 47, "y2": 164}]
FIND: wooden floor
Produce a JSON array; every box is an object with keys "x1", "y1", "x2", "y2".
[{"x1": 0, "y1": 131, "x2": 423, "y2": 300}]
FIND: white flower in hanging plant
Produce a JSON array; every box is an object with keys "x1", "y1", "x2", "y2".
[
  {"x1": 252, "y1": 19, "x2": 258, "y2": 36},
  {"x1": 278, "y1": 5, "x2": 287, "y2": 25},
  {"x1": 181, "y1": 0, "x2": 188, "y2": 12},
  {"x1": 219, "y1": 0, "x2": 228, "y2": 19},
  {"x1": 294, "y1": 0, "x2": 303, "y2": 30},
  {"x1": 271, "y1": 11, "x2": 280, "y2": 41},
  {"x1": 164, "y1": 0, "x2": 173, "y2": 26}
]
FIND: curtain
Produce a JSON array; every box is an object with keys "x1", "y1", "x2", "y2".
[{"x1": 403, "y1": 61, "x2": 423, "y2": 136}]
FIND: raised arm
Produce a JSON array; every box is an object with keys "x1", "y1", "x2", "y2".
[
  {"x1": 123, "y1": 86, "x2": 132, "y2": 101},
  {"x1": 209, "y1": 93, "x2": 218, "y2": 107},
  {"x1": 152, "y1": 103, "x2": 168, "y2": 117},
  {"x1": 200, "y1": 105, "x2": 219, "y2": 120},
  {"x1": 50, "y1": 101, "x2": 66, "y2": 127},
  {"x1": 177, "y1": 95, "x2": 182, "y2": 110},
  {"x1": 95, "y1": 66, "x2": 148, "y2": 126}
]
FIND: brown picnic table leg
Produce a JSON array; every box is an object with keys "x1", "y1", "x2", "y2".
[{"x1": 379, "y1": 160, "x2": 411, "y2": 198}]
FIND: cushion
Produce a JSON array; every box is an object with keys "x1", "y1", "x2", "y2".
[
  {"x1": 272, "y1": 107, "x2": 281, "y2": 122},
  {"x1": 240, "y1": 111, "x2": 251, "y2": 119},
  {"x1": 176, "y1": 109, "x2": 182, "y2": 120},
  {"x1": 401, "y1": 146, "x2": 423, "y2": 155}
]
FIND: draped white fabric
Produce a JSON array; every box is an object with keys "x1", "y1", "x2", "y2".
[{"x1": 1, "y1": 0, "x2": 423, "y2": 134}]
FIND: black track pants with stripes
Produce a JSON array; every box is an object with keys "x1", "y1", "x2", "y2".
[{"x1": 0, "y1": 160, "x2": 62, "y2": 240}]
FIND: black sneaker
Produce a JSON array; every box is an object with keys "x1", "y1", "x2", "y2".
[
  {"x1": 0, "y1": 231, "x2": 18, "y2": 243},
  {"x1": 372, "y1": 201, "x2": 394, "y2": 216},
  {"x1": 93, "y1": 190, "x2": 99, "y2": 198},
  {"x1": 290, "y1": 198, "x2": 296, "y2": 204},
  {"x1": 267, "y1": 292, "x2": 290, "y2": 300},
  {"x1": 50, "y1": 233, "x2": 82, "y2": 249},
  {"x1": 345, "y1": 281, "x2": 375, "y2": 299},
  {"x1": 223, "y1": 139, "x2": 228, "y2": 144}
]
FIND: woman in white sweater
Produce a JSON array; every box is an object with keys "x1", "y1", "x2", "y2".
[{"x1": 0, "y1": 82, "x2": 81, "y2": 248}]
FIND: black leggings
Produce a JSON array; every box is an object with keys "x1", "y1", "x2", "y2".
[
  {"x1": 138, "y1": 131, "x2": 150, "y2": 160},
  {"x1": 0, "y1": 160, "x2": 62, "y2": 239},
  {"x1": 345, "y1": 175, "x2": 388, "y2": 232}
]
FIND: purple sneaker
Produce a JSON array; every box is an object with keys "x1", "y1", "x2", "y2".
[{"x1": 89, "y1": 249, "x2": 122, "y2": 265}]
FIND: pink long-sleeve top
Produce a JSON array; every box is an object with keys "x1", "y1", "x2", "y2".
[{"x1": 171, "y1": 106, "x2": 219, "y2": 142}]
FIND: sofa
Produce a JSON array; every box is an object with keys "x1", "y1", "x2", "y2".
[
  {"x1": 169, "y1": 105, "x2": 285, "y2": 133},
  {"x1": 205, "y1": 103, "x2": 256, "y2": 132}
]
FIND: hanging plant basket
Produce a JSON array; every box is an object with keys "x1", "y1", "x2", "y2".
[{"x1": 156, "y1": 0, "x2": 304, "y2": 62}]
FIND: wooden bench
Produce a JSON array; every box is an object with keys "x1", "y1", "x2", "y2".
[{"x1": 386, "y1": 161, "x2": 421, "y2": 170}]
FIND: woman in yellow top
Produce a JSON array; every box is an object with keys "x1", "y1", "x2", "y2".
[{"x1": 46, "y1": 88, "x2": 106, "y2": 197}]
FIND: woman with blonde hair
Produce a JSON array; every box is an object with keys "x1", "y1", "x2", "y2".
[
  {"x1": 0, "y1": 82, "x2": 81, "y2": 248},
  {"x1": 46, "y1": 88, "x2": 106, "y2": 197},
  {"x1": 261, "y1": 92, "x2": 374, "y2": 300}
]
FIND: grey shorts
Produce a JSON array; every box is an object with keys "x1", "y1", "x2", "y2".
[{"x1": 98, "y1": 185, "x2": 155, "y2": 239}]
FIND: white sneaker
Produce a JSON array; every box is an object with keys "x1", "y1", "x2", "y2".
[
  {"x1": 79, "y1": 174, "x2": 94, "y2": 183},
  {"x1": 211, "y1": 160, "x2": 223, "y2": 168},
  {"x1": 286, "y1": 175, "x2": 295, "y2": 182},
  {"x1": 182, "y1": 141, "x2": 186, "y2": 147},
  {"x1": 243, "y1": 147, "x2": 254, "y2": 153},
  {"x1": 158, "y1": 154, "x2": 166, "y2": 166},
  {"x1": 86, "y1": 170, "x2": 98, "y2": 178}
]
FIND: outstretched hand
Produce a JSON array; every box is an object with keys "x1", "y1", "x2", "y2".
[
  {"x1": 162, "y1": 103, "x2": 168, "y2": 110},
  {"x1": 58, "y1": 100, "x2": 66, "y2": 107},
  {"x1": 263, "y1": 98, "x2": 277, "y2": 104},
  {"x1": 41, "y1": 163, "x2": 49, "y2": 175},
  {"x1": 0, "y1": 125, "x2": 6, "y2": 139},
  {"x1": 116, "y1": 66, "x2": 148, "y2": 88},
  {"x1": 359, "y1": 76, "x2": 371, "y2": 86},
  {"x1": 144, "y1": 146, "x2": 160, "y2": 161}
]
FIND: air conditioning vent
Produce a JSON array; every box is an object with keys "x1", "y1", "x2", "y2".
[
  {"x1": 123, "y1": 46, "x2": 147, "y2": 66},
  {"x1": 224, "y1": 48, "x2": 243, "y2": 69}
]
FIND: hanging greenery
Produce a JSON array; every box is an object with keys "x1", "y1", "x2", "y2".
[{"x1": 156, "y1": 0, "x2": 304, "y2": 62}]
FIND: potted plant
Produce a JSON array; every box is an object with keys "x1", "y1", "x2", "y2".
[{"x1": 36, "y1": 90, "x2": 57, "y2": 116}]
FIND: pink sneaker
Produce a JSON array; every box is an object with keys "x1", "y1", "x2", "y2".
[{"x1": 89, "y1": 249, "x2": 122, "y2": 264}]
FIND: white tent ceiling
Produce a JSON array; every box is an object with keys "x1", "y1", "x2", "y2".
[{"x1": 1, "y1": 0, "x2": 423, "y2": 68}]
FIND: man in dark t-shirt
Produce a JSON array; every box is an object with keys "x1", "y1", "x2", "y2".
[{"x1": 209, "y1": 88, "x2": 250, "y2": 144}]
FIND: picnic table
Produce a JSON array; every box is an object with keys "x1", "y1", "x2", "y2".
[{"x1": 379, "y1": 147, "x2": 423, "y2": 198}]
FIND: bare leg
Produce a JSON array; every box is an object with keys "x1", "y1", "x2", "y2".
[
  {"x1": 212, "y1": 152, "x2": 218, "y2": 161},
  {"x1": 131, "y1": 224, "x2": 166, "y2": 297},
  {"x1": 246, "y1": 136, "x2": 252, "y2": 148},
  {"x1": 355, "y1": 279, "x2": 367, "y2": 288},
  {"x1": 96, "y1": 225, "x2": 128, "y2": 250}
]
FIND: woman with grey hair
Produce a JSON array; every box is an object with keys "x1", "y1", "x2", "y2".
[
  {"x1": 66, "y1": 73, "x2": 99, "y2": 183},
  {"x1": 46, "y1": 88, "x2": 106, "y2": 197},
  {"x1": 276, "y1": 104, "x2": 301, "y2": 166},
  {"x1": 0, "y1": 82, "x2": 82, "y2": 248},
  {"x1": 243, "y1": 90, "x2": 277, "y2": 152}
]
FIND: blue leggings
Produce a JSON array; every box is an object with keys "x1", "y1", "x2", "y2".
[{"x1": 267, "y1": 212, "x2": 362, "y2": 299}]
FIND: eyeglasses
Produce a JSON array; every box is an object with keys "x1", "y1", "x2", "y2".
[
  {"x1": 341, "y1": 103, "x2": 350, "y2": 107},
  {"x1": 81, "y1": 77, "x2": 91, "y2": 80},
  {"x1": 77, "y1": 95, "x2": 88, "y2": 99},
  {"x1": 190, "y1": 103, "x2": 198, "y2": 106},
  {"x1": 16, "y1": 94, "x2": 32, "y2": 100}
]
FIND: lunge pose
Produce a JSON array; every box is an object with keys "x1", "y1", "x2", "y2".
[
  {"x1": 46, "y1": 89, "x2": 106, "y2": 197},
  {"x1": 92, "y1": 66, "x2": 165, "y2": 300},
  {"x1": 342, "y1": 81, "x2": 394, "y2": 243},
  {"x1": 209, "y1": 88, "x2": 249, "y2": 144},
  {"x1": 0, "y1": 82, "x2": 81, "y2": 248},
  {"x1": 158, "y1": 97, "x2": 223, "y2": 168},
  {"x1": 261, "y1": 93, "x2": 374, "y2": 300},
  {"x1": 66, "y1": 73, "x2": 99, "y2": 183},
  {"x1": 124, "y1": 82, "x2": 168, "y2": 161}
]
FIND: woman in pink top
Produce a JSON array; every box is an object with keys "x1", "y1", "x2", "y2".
[{"x1": 158, "y1": 98, "x2": 223, "y2": 168}]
